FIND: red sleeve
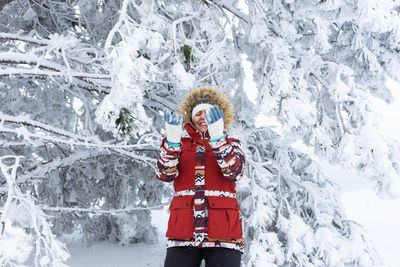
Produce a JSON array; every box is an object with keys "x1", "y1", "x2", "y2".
[
  {"x1": 209, "y1": 137, "x2": 245, "y2": 182},
  {"x1": 155, "y1": 138, "x2": 181, "y2": 182}
]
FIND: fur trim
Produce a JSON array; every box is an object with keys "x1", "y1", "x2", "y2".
[{"x1": 178, "y1": 86, "x2": 234, "y2": 129}]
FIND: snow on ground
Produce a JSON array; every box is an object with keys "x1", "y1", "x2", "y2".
[
  {"x1": 341, "y1": 190, "x2": 400, "y2": 267},
  {"x1": 58, "y1": 189, "x2": 400, "y2": 267},
  {"x1": 64, "y1": 207, "x2": 168, "y2": 267},
  {"x1": 65, "y1": 241, "x2": 165, "y2": 267},
  {"x1": 294, "y1": 142, "x2": 400, "y2": 267}
]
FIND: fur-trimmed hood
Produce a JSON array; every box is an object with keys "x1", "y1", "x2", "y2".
[{"x1": 178, "y1": 86, "x2": 234, "y2": 130}]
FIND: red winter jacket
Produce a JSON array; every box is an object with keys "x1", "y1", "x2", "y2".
[{"x1": 156, "y1": 123, "x2": 245, "y2": 242}]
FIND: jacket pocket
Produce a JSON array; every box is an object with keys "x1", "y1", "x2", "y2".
[
  {"x1": 166, "y1": 196, "x2": 194, "y2": 239},
  {"x1": 207, "y1": 196, "x2": 242, "y2": 239}
]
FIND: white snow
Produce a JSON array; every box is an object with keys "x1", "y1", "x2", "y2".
[
  {"x1": 52, "y1": 175, "x2": 400, "y2": 267},
  {"x1": 64, "y1": 208, "x2": 168, "y2": 267},
  {"x1": 64, "y1": 241, "x2": 165, "y2": 267},
  {"x1": 37, "y1": 186, "x2": 399, "y2": 267},
  {"x1": 341, "y1": 190, "x2": 400, "y2": 267}
]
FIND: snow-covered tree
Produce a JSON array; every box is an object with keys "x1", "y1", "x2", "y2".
[
  {"x1": 0, "y1": 0, "x2": 162, "y2": 262},
  {"x1": 1, "y1": 0, "x2": 400, "y2": 266},
  {"x1": 0, "y1": 156, "x2": 69, "y2": 267}
]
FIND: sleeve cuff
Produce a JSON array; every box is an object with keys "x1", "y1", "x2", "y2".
[
  {"x1": 209, "y1": 135, "x2": 224, "y2": 142},
  {"x1": 166, "y1": 140, "x2": 182, "y2": 148},
  {"x1": 209, "y1": 136, "x2": 227, "y2": 149}
]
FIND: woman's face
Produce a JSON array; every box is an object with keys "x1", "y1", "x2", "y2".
[{"x1": 192, "y1": 110, "x2": 208, "y2": 133}]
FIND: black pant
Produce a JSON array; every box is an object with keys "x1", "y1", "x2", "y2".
[{"x1": 164, "y1": 246, "x2": 242, "y2": 267}]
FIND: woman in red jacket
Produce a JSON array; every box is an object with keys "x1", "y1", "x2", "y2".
[{"x1": 156, "y1": 86, "x2": 245, "y2": 267}]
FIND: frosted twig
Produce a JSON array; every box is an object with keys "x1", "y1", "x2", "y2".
[
  {"x1": 0, "y1": 204, "x2": 168, "y2": 216},
  {"x1": 0, "y1": 52, "x2": 111, "y2": 90},
  {"x1": 104, "y1": 0, "x2": 130, "y2": 52},
  {"x1": 0, "y1": 155, "x2": 23, "y2": 228},
  {"x1": 0, "y1": 114, "x2": 158, "y2": 167},
  {"x1": 0, "y1": 67, "x2": 110, "y2": 80},
  {"x1": 39, "y1": 204, "x2": 167, "y2": 215},
  {"x1": 335, "y1": 102, "x2": 345, "y2": 136},
  {"x1": 0, "y1": 32, "x2": 48, "y2": 45},
  {"x1": 171, "y1": 16, "x2": 194, "y2": 57},
  {"x1": 310, "y1": 72, "x2": 346, "y2": 135},
  {"x1": 206, "y1": 0, "x2": 250, "y2": 23},
  {"x1": 16, "y1": 150, "x2": 102, "y2": 184},
  {"x1": 61, "y1": 47, "x2": 73, "y2": 84},
  {"x1": 0, "y1": 155, "x2": 70, "y2": 266},
  {"x1": 197, "y1": 35, "x2": 227, "y2": 70},
  {"x1": 0, "y1": 124, "x2": 156, "y2": 151}
]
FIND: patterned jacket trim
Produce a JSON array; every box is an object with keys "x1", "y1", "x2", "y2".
[
  {"x1": 166, "y1": 238, "x2": 245, "y2": 253},
  {"x1": 174, "y1": 190, "x2": 237, "y2": 198}
]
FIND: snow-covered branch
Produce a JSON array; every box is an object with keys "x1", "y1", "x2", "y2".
[
  {"x1": 171, "y1": 16, "x2": 194, "y2": 57},
  {"x1": 15, "y1": 151, "x2": 103, "y2": 185},
  {"x1": 0, "y1": 67, "x2": 110, "y2": 85},
  {"x1": 0, "y1": 155, "x2": 70, "y2": 267},
  {"x1": 0, "y1": 52, "x2": 111, "y2": 89},
  {"x1": 0, "y1": 32, "x2": 49, "y2": 46},
  {"x1": 0, "y1": 113, "x2": 157, "y2": 150},
  {"x1": 0, "y1": 114, "x2": 158, "y2": 176},
  {"x1": 207, "y1": 0, "x2": 250, "y2": 23},
  {"x1": 36, "y1": 204, "x2": 167, "y2": 215}
]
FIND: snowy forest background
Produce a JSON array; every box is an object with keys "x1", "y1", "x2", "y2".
[{"x1": 1, "y1": 0, "x2": 400, "y2": 266}]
